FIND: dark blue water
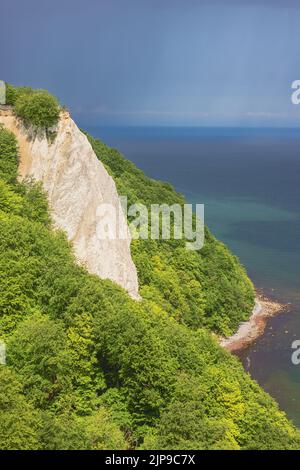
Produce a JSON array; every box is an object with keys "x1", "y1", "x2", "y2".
[{"x1": 86, "y1": 125, "x2": 300, "y2": 426}]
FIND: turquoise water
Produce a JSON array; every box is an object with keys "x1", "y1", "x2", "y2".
[{"x1": 86, "y1": 126, "x2": 300, "y2": 426}]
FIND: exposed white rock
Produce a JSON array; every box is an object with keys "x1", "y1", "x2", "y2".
[{"x1": 0, "y1": 109, "x2": 140, "y2": 299}]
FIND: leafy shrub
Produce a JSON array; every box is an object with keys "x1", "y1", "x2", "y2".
[
  {"x1": 0, "y1": 126, "x2": 18, "y2": 183},
  {"x1": 5, "y1": 84, "x2": 33, "y2": 106},
  {"x1": 14, "y1": 91, "x2": 60, "y2": 129}
]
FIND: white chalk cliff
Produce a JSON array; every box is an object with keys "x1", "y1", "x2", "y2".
[{"x1": 0, "y1": 108, "x2": 140, "y2": 299}]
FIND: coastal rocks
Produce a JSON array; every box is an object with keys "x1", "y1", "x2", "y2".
[
  {"x1": 220, "y1": 295, "x2": 286, "y2": 352},
  {"x1": 0, "y1": 109, "x2": 140, "y2": 299}
]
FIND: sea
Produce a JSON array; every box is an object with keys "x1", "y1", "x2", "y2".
[{"x1": 85, "y1": 125, "x2": 300, "y2": 426}]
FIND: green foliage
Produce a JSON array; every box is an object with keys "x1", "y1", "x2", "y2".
[
  {"x1": 0, "y1": 126, "x2": 18, "y2": 183},
  {"x1": 14, "y1": 90, "x2": 60, "y2": 129},
  {"x1": 5, "y1": 83, "x2": 17, "y2": 106},
  {"x1": 15, "y1": 179, "x2": 51, "y2": 226},
  {"x1": 66, "y1": 310, "x2": 106, "y2": 414},
  {"x1": 39, "y1": 408, "x2": 127, "y2": 450},
  {"x1": 0, "y1": 180, "x2": 23, "y2": 214},
  {"x1": 0, "y1": 366, "x2": 41, "y2": 450},
  {"x1": 39, "y1": 411, "x2": 88, "y2": 450},
  {"x1": 83, "y1": 408, "x2": 127, "y2": 450},
  {"x1": 7, "y1": 314, "x2": 73, "y2": 409},
  {"x1": 0, "y1": 107, "x2": 299, "y2": 450},
  {"x1": 87, "y1": 134, "x2": 255, "y2": 335},
  {"x1": 5, "y1": 83, "x2": 33, "y2": 106},
  {"x1": 5, "y1": 83, "x2": 60, "y2": 129}
]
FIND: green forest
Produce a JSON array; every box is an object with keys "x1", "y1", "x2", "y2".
[{"x1": 1, "y1": 85, "x2": 300, "y2": 449}]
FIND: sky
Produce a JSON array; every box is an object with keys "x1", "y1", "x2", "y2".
[{"x1": 2, "y1": 0, "x2": 300, "y2": 127}]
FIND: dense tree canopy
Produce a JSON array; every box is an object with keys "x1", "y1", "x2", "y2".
[
  {"x1": 0, "y1": 115, "x2": 299, "y2": 450},
  {"x1": 87, "y1": 134, "x2": 255, "y2": 335}
]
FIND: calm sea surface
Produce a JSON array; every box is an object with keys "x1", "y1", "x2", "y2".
[{"x1": 85, "y1": 126, "x2": 300, "y2": 426}]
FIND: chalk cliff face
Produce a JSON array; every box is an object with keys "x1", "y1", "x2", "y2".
[{"x1": 0, "y1": 109, "x2": 140, "y2": 299}]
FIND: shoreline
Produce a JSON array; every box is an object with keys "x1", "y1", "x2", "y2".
[{"x1": 220, "y1": 294, "x2": 288, "y2": 353}]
